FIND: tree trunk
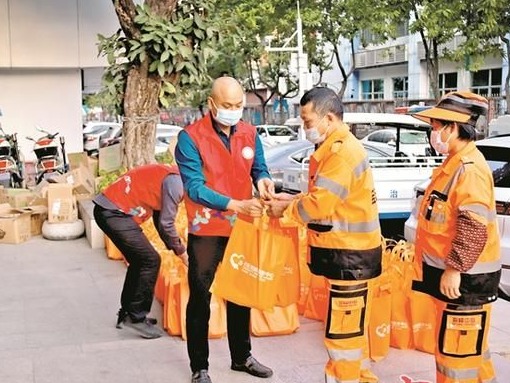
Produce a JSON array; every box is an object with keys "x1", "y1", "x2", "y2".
[{"x1": 122, "y1": 64, "x2": 161, "y2": 169}]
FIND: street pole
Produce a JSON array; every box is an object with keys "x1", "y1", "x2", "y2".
[{"x1": 296, "y1": 0, "x2": 304, "y2": 99}]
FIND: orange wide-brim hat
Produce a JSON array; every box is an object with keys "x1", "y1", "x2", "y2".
[{"x1": 414, "y1": 91, "x2": 488, "y2": 125}]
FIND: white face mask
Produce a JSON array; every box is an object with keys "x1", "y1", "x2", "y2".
[
  {"x1": 430, "y1": 127, "x2": 452, "y2": 155},
  {"x1": 305, "y1": 116, "x2": 328, "y2": 144},
  {"x1": 211, "y1": 100, "x2": 243, "y2": 127}
]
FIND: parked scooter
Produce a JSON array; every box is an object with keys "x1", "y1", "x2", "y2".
[
  {"x1": 26, "y1": 127, "x2": 68, "y2": 184},
  {"x1": 0, "y1": 126, "x2": 25, "y2": 188}
]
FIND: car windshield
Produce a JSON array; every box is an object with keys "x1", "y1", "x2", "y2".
[
  {"x1": 267, "y1": 126, "x2": 295, "y2": 136},
  {"x1": 400, "y1": 131, "x2": 428, "y2": 144},
  {"x1": 477, "y1": 146, "x2": 510, "y2": 188},
  {"x1": 264, "y1": 142, "x2": 306, "y2": 161},
  {"x1": 86, "y1": 125, "x2": 110, "y2": 135}
]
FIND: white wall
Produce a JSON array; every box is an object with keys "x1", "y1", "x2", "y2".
[
  {"x1": 78, "y1": 0, "x2": 121, "y2": 68},
  {"x1": 0, "y1": 0, "x2": 10, "y2": 67},
  {"x1": 0, "y1": 69, "x2": 83, "y2": 161},
  {"x1": 0, "y1": 0, "x2": 118, "y2": 69},
  {"x1": 0, "y1": 0, "x2": 121, "y2": 163}
]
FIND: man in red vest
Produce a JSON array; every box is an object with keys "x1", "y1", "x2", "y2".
[
  {"x1": 93, "y1": 164, "x2": 186, "y2": 339},
  {"x1": 175, "y1": 76, "x2": 275, "y2": 383}
]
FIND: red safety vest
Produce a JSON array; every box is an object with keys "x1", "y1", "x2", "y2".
[
  {"x1": 103, "y1": 164, "x2": 179, "y2": 224},
  {"x1": 183, "y1": 114, "x2": 255, "y2": 236}
]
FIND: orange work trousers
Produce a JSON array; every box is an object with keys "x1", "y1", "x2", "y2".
[
  {"x1": 435, "y1": 300, "x2": 496, "y2": 383},
  {"x1": 324, "y1": 279, "x2": 377, "y2": 383}
]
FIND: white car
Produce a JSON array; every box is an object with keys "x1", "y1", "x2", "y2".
[
  {"x1": 154, "y1": 124, "x2": 182, "y2": 155},
  {"x1": 256, "y1": 125, "x2": 298, "y2": 146},
  {"x1": 361, "y1": 128, "x2": 430, "y2": 157},
  {"x1": 83, "y1": 122, "x2": 121, "y2": 154},
  {"x1": 404, "y1": 135, "x2": 510, "y2": 296}
]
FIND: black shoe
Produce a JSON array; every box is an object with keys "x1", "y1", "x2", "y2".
[
  {"x1": 231, "y1": 356, "x2": 273, "y2": 378},
  {"x1": 116, "y1": 308, "x2": 157, "y2": 329},
  {"x1": 191, "y1": 369, "x2": 212, "y2": 383},
  {"x1": 123, "y1": 316, "x2": 162, "y2": 339}
]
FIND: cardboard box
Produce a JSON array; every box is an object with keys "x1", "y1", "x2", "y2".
[
  {"x1": 0, "y1": 203, "x2": 31, "y2": 244},
  {"x1": 67, "y1": 152, "x2": 89, "y2": 171},
  {"x1": 47, "y1": 184, "x2": 78, "y2": 223},
  {"x1": 88, "y1": 157, "x2": 99, "y2": 177},
  {"x1": 66, "y1": 164, "x2": 96, "y2": 195},
  {"x1": 1, "y1": 188, "x2": 38, "y2": 208},
  {"x1": 99, "y1": 143, "x2": 121, "y2": 173},
  {"x1": 0, "y1": 186, "x2": 6, "y2": 204},
  {"x1": 22, "y1": 205, "x2": 48, "y2": 236},
  {"x1": 78, "y1": 199, "x2": 105, "y2": 249}
]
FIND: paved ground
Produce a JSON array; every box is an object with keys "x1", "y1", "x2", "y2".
[{"x1": 2, "y1": 236, "x2": 510, "y2": 383}]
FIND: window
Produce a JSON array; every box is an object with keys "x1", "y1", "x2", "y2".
[
  {"x1": 471, "y1": 68, "x2": 502, "y2": 97},
  {"x1": 361, "y1": 79, "x2": 384, "y2": 100},
  {"x1": 477, "y1": 145, "x2": 510, "y2": 188},
  {"x1": 393, "y1": 77, "x2": 408, "y2": 99},
  {"x1": 395, "y1": 22, "x2": 409, "y2": 38},
  {"x1": 291, "y1": 147, "x2": 315, "y2": 164},
  {"x1": 400, "y1": 131, "x2": 428, "y2": 145},
  {"x1": 367, "y1": 131, "x2": 386, "y2": 143},
  {"x1": 439, "y1": 72, "x2": 457, "y2": 96}
]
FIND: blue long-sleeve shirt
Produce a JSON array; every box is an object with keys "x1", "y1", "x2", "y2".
[{"x1": 175, "y1": 118, "x2": 270, "y2": 211}]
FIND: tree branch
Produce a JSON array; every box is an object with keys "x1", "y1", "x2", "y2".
[{"x1": 112, "y1": 0, "x2": 138, "y2": 39}]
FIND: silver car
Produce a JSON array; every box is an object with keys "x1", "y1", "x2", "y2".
[{"x1": 264, "y1": 140, "x2": 392, "y2": 192}]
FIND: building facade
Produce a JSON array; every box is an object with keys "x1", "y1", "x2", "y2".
[{"x1": 0, "y1": 0, "x2": 118, "y2": 160}]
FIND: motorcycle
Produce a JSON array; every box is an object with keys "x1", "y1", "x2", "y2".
[
  {"x1": 0, "y1": 126, "x2": 25, "y2": 188},
  {"x1": 26, "y1": 127, "x2": 68, "y2": 184}
]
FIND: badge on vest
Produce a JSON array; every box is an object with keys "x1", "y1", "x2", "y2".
[{"x1": 242, "y1": 146, "x2": 254, "y2": 160}]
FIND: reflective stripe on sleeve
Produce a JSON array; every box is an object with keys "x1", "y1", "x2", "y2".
[
  {"x1": 297, "y1": 200, "x2": 312, "y2": 223},
  {"x1": 460, "y1": 204, "x2": 497, "y2": 221},
  {"x1": 315, "y1": 175, "x2": 349, "y2": 200},
  {"x1": 353, "y1": 158, "x2": 370, "y2": 178}
]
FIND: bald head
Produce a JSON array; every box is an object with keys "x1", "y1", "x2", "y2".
[
  {"x1": 208, "y1": 77, "x2": 244, "y2": 128},
  {"x1": 210, "y1": 77, "x2": 244, "y2": 104}
]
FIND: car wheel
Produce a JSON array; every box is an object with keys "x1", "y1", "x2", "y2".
[{"x1": 42, "y1": 219, "x2": 85, "y2": 241}]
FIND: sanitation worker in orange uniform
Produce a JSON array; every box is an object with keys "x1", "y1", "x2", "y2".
[
  {"x1": 412, "y1": 91, "x2": 501, "y2": 383},
  {"x1": 266, "y1": 87, "x2": 382, "y2": 383}
]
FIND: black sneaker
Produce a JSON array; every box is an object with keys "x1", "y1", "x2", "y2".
[
  {"x1": 231, "y1": 356, "x2": 273, "y2": 378},
  {"x1": 116, "y1": 308, "x2": 157, "y2": 329},
  {"x1": 123, "y1": 316, "x2": 162, "y2": 339},
  {"x1": 191, "y1": 369, "x2": 212, "y2": 383}
]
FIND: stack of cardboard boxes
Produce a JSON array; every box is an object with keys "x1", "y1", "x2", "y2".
[{"x1": 0, "y1": 151, "x2": 102, "y2": 245}]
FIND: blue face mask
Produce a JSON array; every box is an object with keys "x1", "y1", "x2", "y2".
[
  {"x1": 214, "y1": 108, "x2": 243, "y2": 126},
  {"x1": 211, "y1": 99, "x2": 243, "y2": 127}
]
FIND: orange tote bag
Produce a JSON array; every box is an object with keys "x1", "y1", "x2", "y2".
[{"x1": 212, "y1": 217, "x2": 287, "y2": 311}]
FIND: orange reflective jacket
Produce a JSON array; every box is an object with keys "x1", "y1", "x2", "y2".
[
  {"x1": 413, "y1": 142, "x2": 501, "y2": 305},
  {"x1": 285, "y1": 125, "x2": 382, "y2": 280}
]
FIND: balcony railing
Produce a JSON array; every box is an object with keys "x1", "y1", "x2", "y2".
[{"x1": 355, "y1": 44, "x2": 407, "y2": 68}]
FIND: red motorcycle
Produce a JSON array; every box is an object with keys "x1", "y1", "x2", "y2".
[
  {"x1": 0, "y1": 125, "x2": 24, "y2": 188},
  {"x1": 26, "y1": 127, "x2": 68, "y2": 184}
]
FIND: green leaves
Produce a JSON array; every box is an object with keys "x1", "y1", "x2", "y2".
[{"x1": 99, "y1": 0, "x2": 218, "y2": 111}]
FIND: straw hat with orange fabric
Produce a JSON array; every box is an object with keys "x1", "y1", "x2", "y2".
[{"x1": 414, "y1": 90, "x2": 488, "y2": 127}]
